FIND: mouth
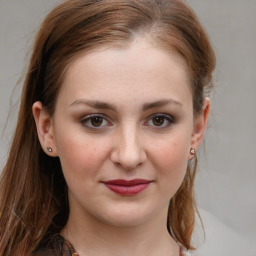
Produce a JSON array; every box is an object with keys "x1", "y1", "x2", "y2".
[{"x1": 102, "y1": 179, "x2": 152, "y2": 196}]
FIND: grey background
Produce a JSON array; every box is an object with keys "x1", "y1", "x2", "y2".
[{"x1": 0, "y1": 0, "x2": 255, "y2": 255}]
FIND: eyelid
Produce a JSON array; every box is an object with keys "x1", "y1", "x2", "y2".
[
  {"x1": 79, "y1": 112, "x2": 175, "y2": 130},
  {"x1": 80, "y1": 113, "x2": 112, "y2": 129},
  {"x1": 144, "y1": 113, "x2": 175, "y2": 128}
]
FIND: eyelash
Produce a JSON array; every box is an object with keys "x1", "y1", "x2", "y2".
[
  {"x1": 80, "y1": 113, "x2": 175, "y2": 130},
  {"x1": 80, "y1": 114, "x2": 112, "y2": 129},
  {"x1": 144, "y1": 113, "x2": 175, "y2": 129}
]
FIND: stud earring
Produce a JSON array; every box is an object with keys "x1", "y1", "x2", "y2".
[
  {"x1": 46, "y1": 147, "x2": 53, "y2": 153},
  {"x1": 190, "y1": 148, "x2": 196, "y2": 155}
]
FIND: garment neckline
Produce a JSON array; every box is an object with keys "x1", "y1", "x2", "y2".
[{"x1": 58, "y1": 234, "x2": 189, "y2": 256}]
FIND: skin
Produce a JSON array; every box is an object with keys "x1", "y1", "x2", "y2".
[{"x1": 33, "y1": 37, "x2": 210, "y2": 256}]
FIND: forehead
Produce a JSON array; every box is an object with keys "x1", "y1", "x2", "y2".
[{"x1": 58, "y1": 37, "x2": 192, "y2": 108}]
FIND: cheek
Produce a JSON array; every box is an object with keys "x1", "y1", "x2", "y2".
[
  {"x1": 150, "y1": 137, "x2": 190, "y2": 194},
  {"x1": 55, "y1": 133, "x2": 109, "y2": 181},
  {"x1": 152, "y1": 136, "x2": 190, "y2": 172}
]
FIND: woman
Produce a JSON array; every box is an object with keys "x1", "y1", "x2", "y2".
[{"x1": 0, "y1": 0, "x2": 216, "y2": 255}]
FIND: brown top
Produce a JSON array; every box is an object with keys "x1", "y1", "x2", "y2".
[
  {"x1": 32, "y1": 235, "x2": 75, "y2": 256},
  {"x1": 33, "y1": 235, "x2": 189, "y2": 256}
]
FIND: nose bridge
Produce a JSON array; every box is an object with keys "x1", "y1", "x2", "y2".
[{"x1": 111, "y1": 122, "x2": 146, "y2": 169}]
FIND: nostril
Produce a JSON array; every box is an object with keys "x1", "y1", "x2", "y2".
[
  {"x1": 110, "y1": 145, "x2": 147, "y2": 170},
  {"x1": 110, "y1": 128, "x2": 147, "y2": 170}
]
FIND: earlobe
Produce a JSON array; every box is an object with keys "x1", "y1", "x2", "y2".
[
  {"x1": 190, "y1": 97, "x2": 211, "y2": 154},
  {"x1": 32, "y1": 101, "x2": 58, "y2": 156}
]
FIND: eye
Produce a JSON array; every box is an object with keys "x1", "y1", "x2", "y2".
[
  {"x1": 145, "y1": 114, "x2": 175, "y2": 128},
  {"x1": 81, "y1": 114, "x2": 111, "y2": 129}
]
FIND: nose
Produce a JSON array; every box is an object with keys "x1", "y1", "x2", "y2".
[{"x1": 110, "y1": 125, "x2": 147, "y2": 170}]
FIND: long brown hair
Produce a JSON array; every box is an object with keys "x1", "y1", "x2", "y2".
[{"x1": 0, "y1": 0, "x2": 216, "y2": 255}]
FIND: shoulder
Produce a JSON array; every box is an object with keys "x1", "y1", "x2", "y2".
[
  {"x1": 32, "y1": 235, "x2": 64, "y2": 256},
  {"x1": 180, "y1": 247, "x2": 192, "y2": 256},
  {"x1": 32, "y1": 250, "x2": 58, "y2": 256},
  {"x1": 182, "y1": 251, "x2": 192, "y2": 256}
]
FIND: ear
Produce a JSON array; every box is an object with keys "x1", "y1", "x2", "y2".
[
  {"x1": 32, "y1": 101, "x2": 58, "y2": 157},
  {"x1": 189, "y1": 97, "x2": 211, "y2": 159}
]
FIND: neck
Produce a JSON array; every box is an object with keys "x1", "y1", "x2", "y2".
[{"x1": 61, "y1": 207, "x2": 179, "y2": 256}]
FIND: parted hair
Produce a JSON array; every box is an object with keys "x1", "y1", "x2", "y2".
[{"x1": 0, "y1": 0, "x2": 216, "y2": 255}]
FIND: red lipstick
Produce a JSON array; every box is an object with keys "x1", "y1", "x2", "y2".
[{"x1": 102, "y1": 179, "x2": 151, "y2": 196}]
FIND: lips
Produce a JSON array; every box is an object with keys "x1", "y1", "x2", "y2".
[{"x1": 102, "y1": 179, "x2": 151, "y2": 196}]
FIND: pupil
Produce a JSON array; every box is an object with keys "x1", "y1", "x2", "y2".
[
  {"x1": 91, "y1": 117, "x2": 103, "y2": 127},
  {"x1": 153, "y1": 116, "x2": 164, "y2": 126}
]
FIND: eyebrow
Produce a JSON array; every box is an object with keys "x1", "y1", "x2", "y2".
[
  {"x1": 142, "y1": 99, "x2": 182, "y2": 111},
  {"x1": 69, "y1": 98, "x2": 182, "y2": 111},
  {"x1": 69, "y1": 100, "x2": 117, "y2": 111}
]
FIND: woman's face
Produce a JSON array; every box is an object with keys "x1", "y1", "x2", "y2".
[{"x1": 34, "y1": 38, "x2": 209, "y2": 227}]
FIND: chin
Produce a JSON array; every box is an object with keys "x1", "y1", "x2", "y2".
[
  {"x1": 99, "y1": 214, "x2": 149, "y2": 228},
  {"x1": 95, "y1": 203, "x2": 162, "y2": 228}
]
